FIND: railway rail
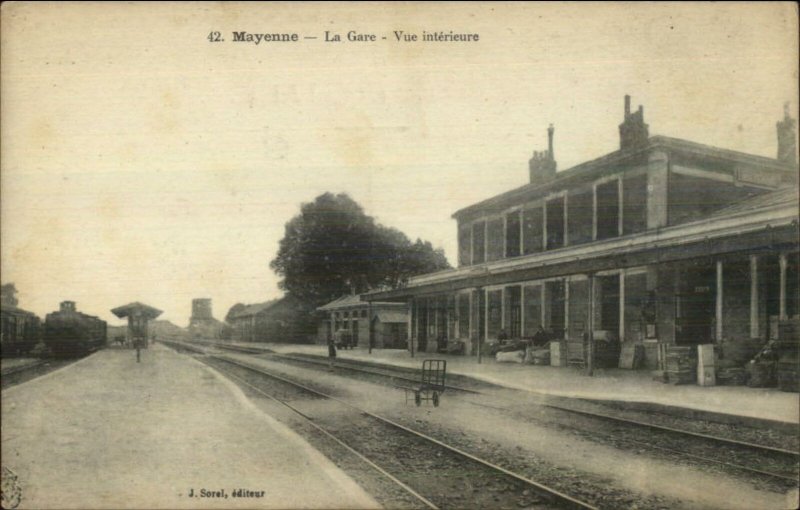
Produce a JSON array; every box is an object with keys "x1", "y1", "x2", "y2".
[
  {"x1": 166, "y1": 343, "x2": 598, "y2": 510},
  {"x1": 1, "y1": 360, "x2": 48, "y2": 377},
  {"x1": 1, "y1": 359, "x2": 74, "y2": 390},
  {"x1": 293, "y1": 352, "x2": 798, "y2": 484},
  {"x1": 202, "y1": 341, "x2": 485, "y2": 394},
  {"x1": 191, "y1": 340, "x2": 799, "y2": 488}
]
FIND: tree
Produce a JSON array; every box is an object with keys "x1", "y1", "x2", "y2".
[
  {"x1": 225, "y1": 303, "x2": 247, "y2": 324},
  {"x1": 395, "y1": 238, "x2": 450, "y2": 287},
  {"x1": 270, "y1": 192, "x2": 451, "y2": 308},
  {"x1": 1, "y1": 283, "x2": 19, "y2": 307}
]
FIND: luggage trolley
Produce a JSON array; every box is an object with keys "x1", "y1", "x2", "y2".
[{"x1": 402, "y1": 359, "x2": 447, "y2": 407}]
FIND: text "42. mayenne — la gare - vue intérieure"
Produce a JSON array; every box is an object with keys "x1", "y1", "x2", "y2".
[{"x1": 209, "y1": 30, "x2": 480, "y2": 44}]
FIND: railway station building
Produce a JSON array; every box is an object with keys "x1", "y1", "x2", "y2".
[
  {"x1": 365, "y1": 97, "x2": 799, "y2": 370},
  {"x1": 228, "y1": 295, "x2": 315, "y2": 343},
  {"x1": 317, "y1": 294, "x2": 409, "y2": 349}
]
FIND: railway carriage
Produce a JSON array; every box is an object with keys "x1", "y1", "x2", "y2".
[
  {"x1": 0, "y1": 304, "x2": 41, "y2": 356},
  {"x1": 44, "y1": 301, "x2": 107, "y2": 357}
]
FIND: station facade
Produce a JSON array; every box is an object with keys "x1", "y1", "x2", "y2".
[{"x1": 365, "y1": 97, "x2": 799, "y2": 369}]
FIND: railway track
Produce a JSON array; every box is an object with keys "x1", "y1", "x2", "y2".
[
  {"x1": 1, "y1": 360, "x2": 48, "y2": 377},
  {"x1": 197, "y1": 342, "x2": 799, "y2": 489},
  {"x1": 195, "y1": 342, "x2": 268, "y2": 355},
  {"x1": 163, "y1": 340, "x2": 596, "y2": 509},
  {"x1": 1, "y1": 359, "x2": 73, "y2": 390},
  {"x1": 205, "y1": 354, "x2": 597, "y2": 510},
  {"x1": 207, "y1": 341, "x2": 484, "y2": 394}
]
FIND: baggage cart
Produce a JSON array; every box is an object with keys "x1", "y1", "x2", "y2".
[{"x1": 400, "y1": 359, "x2": 447, "y2": 407}]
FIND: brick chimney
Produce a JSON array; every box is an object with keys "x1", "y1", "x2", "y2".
[
  {"x1": 619, "y1": 95, "x2": 649, "y2": 151},
  {"x1": 777, "y1": 102, "x2": 797, "y2": 166},
  {"x1": 529, "y1": 124, "x2": 557, "y2": 184},
  {"x1": 60, "y1": 301, "x2": 76, "y2": 313}
]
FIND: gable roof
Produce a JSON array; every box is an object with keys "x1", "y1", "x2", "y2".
[
  {"x1": 317, "y1": 294, "x2": 408, "y2": 312},
  {"x1": 317, "y1": 294, "x2": 362, "y2": 311}
]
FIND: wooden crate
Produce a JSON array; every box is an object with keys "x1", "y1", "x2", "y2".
[
  {"x1": 666, "y1": 370, "x2": 696, "y2": 385},
  {"x1": 566, "y1": 339, "x2": 586, "y2": 368}
]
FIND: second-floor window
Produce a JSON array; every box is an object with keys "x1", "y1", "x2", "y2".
[
  {"x1": 623, "y1": 174, "x2": 647, "y2": 234},
  {"x1": 546, "y1": 196, "x2": 565, "y2": 249},
  {"x1": 523, "y1": 206, "x2": 543, "y2": 255},
  {"x1": 458, "y1": 224, "x2": 472, "y2": 266},
  {"x1": 596, "y1": 179, "x2": 620, "y2": 240},
  {"x1": 505, "y1": 211, "x2": 521, "y2": 258},
  {"x1": 568, "y1": 189, "x2": 593, "y2": 245},
  {"x1": 486, "y1": 218, "x2": 504, "y2": 262},
  {"x1": 472, "y1": 221, "x2": 486, "y2": 264}
]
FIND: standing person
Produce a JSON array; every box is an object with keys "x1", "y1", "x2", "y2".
[
  {"x1": 134, "y1": 337, "x2": 143, "y2": 363},
  {"x1": 327, "y1": 336, "x2": 337, "y2": 371}
]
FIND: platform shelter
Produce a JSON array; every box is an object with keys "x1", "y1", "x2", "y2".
[{"x1": 111, "y1": 302, "x2": 163, "y2": 348}]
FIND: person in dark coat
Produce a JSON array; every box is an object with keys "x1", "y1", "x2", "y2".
[
  {"x1": 531, "y1": 326, "x2": 551, "y2": 347},
  {"x1": 328, "y1": 336, "x2": 337, "y2": 371}
]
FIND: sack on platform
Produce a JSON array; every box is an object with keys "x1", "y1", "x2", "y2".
[{"x1": 496, "y1": 350, "x2": 525, "y2": 363}]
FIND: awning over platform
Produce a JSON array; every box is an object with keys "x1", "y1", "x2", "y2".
[{"x1": 111, "y1": 302, "x2": 163, "y2": 320}]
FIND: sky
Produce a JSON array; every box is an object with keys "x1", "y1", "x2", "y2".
[{"x1": 1, "y1": 2, "x2": 797, "y2": 326}]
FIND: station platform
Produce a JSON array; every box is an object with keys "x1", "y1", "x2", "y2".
[
  {"x1": 0, "y1": 344, "x2": 378, "y2": 509},
  {"x1": 230, "y1": 341, "x2": 799, "y2": 426}
]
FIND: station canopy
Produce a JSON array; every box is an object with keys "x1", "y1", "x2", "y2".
[{"x1": 111, "y1": 302, "x2": 163, "y2": 320}]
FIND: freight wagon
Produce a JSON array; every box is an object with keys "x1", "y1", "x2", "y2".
[{"x1": 44, "y1": 301, "x2": 107, "y2": 357}]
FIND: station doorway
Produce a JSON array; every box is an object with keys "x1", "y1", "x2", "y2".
[
  {"x1": 598, "y1": 274, "x2": 621, "y2": 335},
  {"x1": 545, "y1": 280, "x2": 566, "y2": 339},
  {"x1": 675, "y1": 263, "x2": 716, "y2": 345}
]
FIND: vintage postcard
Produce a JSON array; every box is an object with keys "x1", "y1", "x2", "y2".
[{"x1": 1, "y1": 2, "x2": 798, "y2": 509}]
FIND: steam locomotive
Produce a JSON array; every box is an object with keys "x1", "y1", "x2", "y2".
[{"x1": 44, "y1": 301, "x2": 107, "y2": 357}]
